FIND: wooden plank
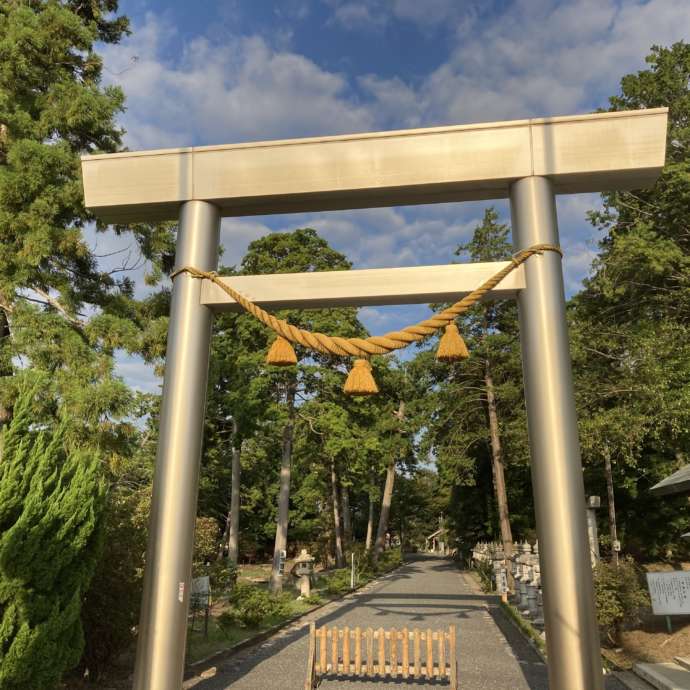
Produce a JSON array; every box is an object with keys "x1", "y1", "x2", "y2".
[
  {"x1": 377, "y1": 627, "x2": 385, "y2": 676},
  {"x1": 426, "y1": 628, "x2": 434, "y2": 679},
  {"x1": 200, "y1": 261, "x2": 525, "y2": 312},
  {"x1": 343, "y1": 626, "x2": 350, "y2": 675},
  {"x1": 449, "y1": 626, "x2": 458, "y2": 690},
  {"x1": 414, "y1": 629, "x2": 421, "y2": 677},
  {"x1": 331, "y1": 626, "x2": 338, "y2": 673},
  {"x1": 305, "y1": 622, "x2": 316, "y2": 690},
  {"x1": 355, "y1": 627, "x2": 362, "y2": 676},
  {"x1": 401, "y1": 627, "x2": 409, "y2": 679},
  {"x1": 439, "y1": 628, "x2": 446, "y2": 678},
  {"x1": 390, "y1": 628, "x2": 397, "y2": 677},
  {"x1": 366, "y1": 628, "x2": 374, "y2": 676},
  {"x1": 81, "y1": 109, "x2": 668, "y2": 223},
  {"x1": 320, "y1": 626, "x2": 327, "y2": 674}
]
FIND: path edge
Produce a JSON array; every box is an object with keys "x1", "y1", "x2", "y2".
[{"x1": 183, "y1": 558, "x2": 406, "y2": 678}]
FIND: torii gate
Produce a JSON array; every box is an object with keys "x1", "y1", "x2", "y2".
[{"x1": 81, "y1": 107, "x2": 667, "y2": 690}]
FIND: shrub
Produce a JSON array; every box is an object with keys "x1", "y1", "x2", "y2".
[
  {"x1": 594, "y1": 557, "x2": 650, "y2": 644},
  {"x1": 224, "y1": 583, "x2": 292, "y2": 627},
  {"x1": 474, "y1": 559, "x2": 494, "y2": 593},
  {"x1": 0, "y1": 390, "x2": 106, "y2": 688},
  {"x1": 324, "y1": 568, "x2": 352, "y2": 595},
  {"x1": 375, "y1": 547, "x2": 402, "y2": 573},
  {"x1": 193, "y1": 517, "x2": 220, "y2": 567}
]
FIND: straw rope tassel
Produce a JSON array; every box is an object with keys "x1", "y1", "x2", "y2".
[
  {"x1": 343, "y1": 359, "x2": 379, "y2": 396},
  {"x1": 436, "y1": 323, "x2": 469, "y2": 362},
  {"x1": 266, "y1": 335, "x2": 297, "y2": 365}
]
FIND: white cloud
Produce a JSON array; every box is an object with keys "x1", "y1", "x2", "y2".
[
  {"x1": 101, "y1": 14, "x2": 375, "y2": 150},
  {"x1": 329, "y1": 2, "x2": 387, "y2": 29},
  {"x1": 363, "y1": 0, "x2": 690, "y2": 126}
]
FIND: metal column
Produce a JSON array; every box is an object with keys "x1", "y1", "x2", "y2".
[
  {"x1": 133, "y1": 200, "x2": 220, "y2": 690},
  {"x1": 510, "y1": 177, "x2": 603, "y2": 690}
]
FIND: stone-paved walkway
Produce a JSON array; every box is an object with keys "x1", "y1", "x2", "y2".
[{"x1": 185, "y1": 555, "x2": 623, "y2": 690}]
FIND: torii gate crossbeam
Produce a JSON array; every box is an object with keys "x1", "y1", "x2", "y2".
[{"x1": 80, "y1": 108, "x2": 668, "y2": 690}]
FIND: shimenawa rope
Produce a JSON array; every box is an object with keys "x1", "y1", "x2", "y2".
[{"x1": 170, "y1": 243, "x2": 562, "y2": 360}]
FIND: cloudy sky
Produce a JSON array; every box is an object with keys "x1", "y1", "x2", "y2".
[{"x1": 97, "y1": 0, "x2": 690, "y2": 392}]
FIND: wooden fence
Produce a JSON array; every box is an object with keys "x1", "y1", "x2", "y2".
[{"x1": 305, "y1": 622, "x2": 457, "y2": 689}]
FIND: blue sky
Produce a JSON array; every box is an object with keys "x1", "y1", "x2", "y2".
[{"x1": 95, "y1": 0, "x2": 690, "y2": 393}]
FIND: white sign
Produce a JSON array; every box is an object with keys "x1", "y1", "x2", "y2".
[
  {"x1": 646, "y1": 571, "x2": 690, "y2": 615},
  {"x1": 191, "y1": 576, "x2": 211, "y2": 596}
]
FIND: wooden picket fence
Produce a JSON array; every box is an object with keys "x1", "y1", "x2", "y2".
[{"x1": 305, "y1": 622, "x2": 457, "y2": 689}]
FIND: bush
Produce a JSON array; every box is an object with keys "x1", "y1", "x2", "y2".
[
  {"x1": 0, "y1": 390, "x2": 106, "y2": 688},
  {"x1": 195, "y1": 560, "x2": 238, "y2": 595},
  {"x1": 474, "y1": 559, "x2": 494, "y2": 593},
  {"x1": 324, "y1": 568, "x2": 352, "y2": 595},
  {"x1": 375, "y1": 547, "x2": 402, "y2": 573},
  {"x1": 222, "y1": 583, "x2": 292, "y2": 627},
  {"x1": 594, "y1": 557, "x2": 650, "y2": 644}
]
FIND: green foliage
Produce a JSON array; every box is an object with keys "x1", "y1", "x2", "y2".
[
  {"x1": 222, "y1": 584, "x2": 292, "y2": 628},
  {"x1": 0, "y1": 389, "x2": 106, "y2": 689},
  {"x1": 572, "y1": 41, "x2": 690, "y2": 560},
  {"x1": 193, "y1": 517, "x2": 220, "y2": 569},
  {"x1": 593, "y1": 558, "x2": 650, "y2": 644},
  {"x1": 80, "y1": 485, "x2": 148, "y2": 677},
  {"x1": 374, "y1": 547, "x2": 403, "y2": 573},
  {"x1": 323, "y1": 568, "x2": 352, "y2": 595},
  {"x1": 474, "y1": 560, "x2": 494, "y2": 593}
]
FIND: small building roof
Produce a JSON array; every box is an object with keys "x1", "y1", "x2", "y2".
[{"x1": 650, "y1": 464, "x2": 690, "y2": 496}]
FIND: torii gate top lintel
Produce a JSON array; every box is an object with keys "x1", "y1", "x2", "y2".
[{"x1": 81, "y1": 108, "x2": 667, "y2": 223}]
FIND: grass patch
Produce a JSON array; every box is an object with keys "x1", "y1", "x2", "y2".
[{"x1": 499, "y1": 601, "x2": 546, "y2": 657}]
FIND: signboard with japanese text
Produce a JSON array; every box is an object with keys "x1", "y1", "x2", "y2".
[{"x1": 646, "y1": 571, "x2": 690, "y2": 615}]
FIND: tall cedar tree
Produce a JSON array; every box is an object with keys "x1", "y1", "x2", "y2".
[
  {"x1": 0, "y1": 388, "x2": 106, "y2": 688},
  {"x1": 0, "y1": 1, "x2": 174, "y2": 435},
  {"x1": 572, "y1": 42, "x2": 690, "y2": 559}
]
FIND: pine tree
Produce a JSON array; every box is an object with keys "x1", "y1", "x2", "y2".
[{"x1": 0, "y1": 388, "x2": 106, "y2": 688}]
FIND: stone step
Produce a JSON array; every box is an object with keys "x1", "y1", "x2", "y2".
[
  {"x1": 676, "y1": 659, "x2": 690, "y2": 673},
  {"x1": 634, "y1": 662, "x2": 690, "y2": 690},
  {"x1": 614, "y1": 670, "x2": 657, "y2": 689}
]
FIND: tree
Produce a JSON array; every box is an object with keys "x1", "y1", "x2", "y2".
[
  {"x1": 572, "y1": 41, "x2": 690, "y2": 560},
  {"x1": 419, "y1": 209, "x2": 528, "y2": 558},
  {"x1": 0, "y1": 387, "x2": 106, "y2": 688},
  {"x1": 202, "y1": 229, "x2": 368, "y2": 592},
  {"x1": 453, "y1": 209, "x2": 518, "y2": 563}
]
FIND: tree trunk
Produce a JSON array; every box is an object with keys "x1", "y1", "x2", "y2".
[
  {"x1": 331, "y1": 458, "x2": 345, "y2": 568},
  {"x1": 603, "y1": 446, "x2": 619, "y2": 567},
  {"x1": 484, "y1": 360, "x2": 514, "y2": 559},
  {"x1": 0, "y1": 309, "x2": 13, "y2": 431},
  {"x1": 216, "y1": 419, "x2": 241, "y2": 565},
  {"x1": 341, "y1": 483, "x2": 352, "y2": 547},
  {"x1": 365, "y1": 470, "x2": 375, "y2": 552},
  {"x1": 373, "y1": 401, "x2": 405, "y2": 564},
  {"x1": 270, "y1": 381, "x2": 296, "y2": 593}
]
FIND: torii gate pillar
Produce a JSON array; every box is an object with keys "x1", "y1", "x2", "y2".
[
  {"x1": 133, "y1": 200, "x2": 220, "y2": 690},
  {"x1": 511, "y1": 176, "x2": 602, "y2": 689}
]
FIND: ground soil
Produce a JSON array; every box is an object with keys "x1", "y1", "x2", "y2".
[{"x1": 603, "y1": 561, "x2": 690, "y2": 670}]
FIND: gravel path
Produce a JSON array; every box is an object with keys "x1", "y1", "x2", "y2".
[{"x1": 184, "y1": 555, "x2": 623, "y2": 690}]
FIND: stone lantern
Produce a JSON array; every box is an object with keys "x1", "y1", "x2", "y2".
[{"x1": 292, "y1": 549, "x2": 315, "y2": 598}]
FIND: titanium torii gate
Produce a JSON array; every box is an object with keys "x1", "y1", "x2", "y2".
[{"x1": 81, "y1": 107, "x2": 668, "y2": 690}]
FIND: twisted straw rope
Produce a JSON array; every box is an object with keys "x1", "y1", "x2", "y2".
[{"x1": 171, "y1": 243, "x2": 562, "y2": 358}]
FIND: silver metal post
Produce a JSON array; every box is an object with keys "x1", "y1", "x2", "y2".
[
  {"x1": 133, "y1": 200, "x2": 220, "y2": 690},
  {"x1": 510, "y1": 177, "x2": 603, "y2": 690}
]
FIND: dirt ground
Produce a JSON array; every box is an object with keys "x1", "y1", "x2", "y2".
[{"x1": 604, "y1": 561, "x2": 690, "y2": 669}]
